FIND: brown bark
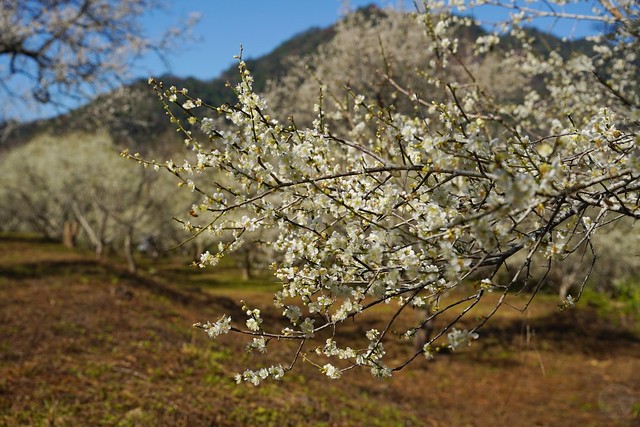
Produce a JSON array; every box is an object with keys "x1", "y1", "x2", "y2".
[
  {"x1": 124, "y1": 231, "x2": 136, "y2": 273},
  {"x1": 241, "y1": 248, "x2": 252, "y2": 280},
  {"x1": 62, "y1": 220, "x2": 78, "y2": 248},
  {"x1": 414, "y1": 304, "x2": 435, "y2": 352}
]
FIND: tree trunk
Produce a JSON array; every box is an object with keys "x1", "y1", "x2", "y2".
[
  {"x1": 414, "y1": 304, "x2": 435, "y2": 353},
  {"x1": 558, "y1": 278, "x2": 573, "y2": 301},
  {"x1": 558, "y1": 269, "x2": 578, "y2": 301},
  {"x1": 241, "y1": 247, "x2": 252, "y2": 280},
  {"x1": 71, "y1": 202, "x2": 104, "y2": 258},
  {"x1": 62, "y1": 220, "x2": 78, "y2": 248},
  {"x1": 124, "y1": 231, "x2": 136, "y2": 273},
  {"x1": 193, "y1": 239, "x2": 204, "y2": 263}
]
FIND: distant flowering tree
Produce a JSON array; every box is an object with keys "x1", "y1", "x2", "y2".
[
  {"x1": 132, "y1": 0, "x2": 639, "y2": 384},
  {"x1": 0, "y1": 133, "x2": 185, "y2": 271}
]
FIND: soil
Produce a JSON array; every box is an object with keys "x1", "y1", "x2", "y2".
[{"x1": 1, "y1": 235, "x2": 639, "y2": 426}]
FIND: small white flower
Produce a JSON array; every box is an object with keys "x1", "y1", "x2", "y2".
[
  {"x1": 365, "y1": 329, "x2": 379, "y2": 341},
  {"x1": 447, "y1": 328, "x2": 479, "y2": 351},
  {"x1": 246, "y1": 318, "x2": 260, "y2": 331},
  {"x1": 322, "y1": 363, "x2": 341, "y2": 379},
  {"x1": 201, "y1": 117, "x2": 215, "y2": 135},
  {"x1": 199, "y1": 315, "x2": 231, "y2": 339},
  {"x1": 247, "y1": 337, "x2": 267, "y2": 353},
  {"x1": 300, "y1": 318, "x2": 315, "y2": 337},
  {"x1": 422, "y1": 344, "x2": 435, "y2": 360},
  {"x1": 283, "y1": 305, "x2": 302, "y2": 324},
  {"x1": 559, "y1": 295, "x2": 576, "y2": 310},
  {"x1": 370, "y1": 365, "x2": 392, "y2": 378},
  {"x1": 479, "y1": 278, "x2": 495, "y2": 292}
]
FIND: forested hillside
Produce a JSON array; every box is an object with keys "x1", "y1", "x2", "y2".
[
  {"x1": 1, "y1": 5, "x2": 591, "y2": 154},
  {"x1": 0, "y1": 18, "x2": 338, "y2": 153}
]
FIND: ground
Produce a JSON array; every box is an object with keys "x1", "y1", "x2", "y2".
[{"x1": 1, "y1": 235, "x2": 639, "y2": 426}]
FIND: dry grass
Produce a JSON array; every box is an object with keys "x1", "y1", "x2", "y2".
[{"x1": 1, "y1": 235, "x2": 639, "y2": 426}]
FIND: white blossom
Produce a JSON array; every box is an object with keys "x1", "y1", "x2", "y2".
[
  {"x1": 197, "y1": 316, "x2": 232, "y2": 340},
  {"x1": 322, "y1": 364, "x2": 342, "y2": 379},
  {"x1": 142, "y1": 1, "x2": 640, "y2": 384},
  {"x1": 447, "y1": 328, "x2": 479, "y2": 351}
]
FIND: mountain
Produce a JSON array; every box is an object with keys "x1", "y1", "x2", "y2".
[
  {"x1": 0, "y1": 5, "x2": 593, "y2": 154},
  {"x1": 0, "y1": 21, "x2": 338, "y2": 153}
]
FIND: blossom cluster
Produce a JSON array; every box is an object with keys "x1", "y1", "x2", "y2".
[{"x1": 137, "y1": 0, "x2": 639, "y2": 383}]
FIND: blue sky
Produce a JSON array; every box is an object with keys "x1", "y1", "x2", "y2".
[
  {"x1": 5, "y1": 0, "x2": 603, "y2": 121},
  {"x1": 7, "y1": 0, "x2": 385, "y2": 121},
  {"x1": 138, "y1": 0, "x2": 602, "y2": 81},
  {"x1": 136, "y1": 1, "x2": 394, "y2": 81}
]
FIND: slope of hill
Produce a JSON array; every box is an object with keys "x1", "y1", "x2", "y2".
[
  {"x1": 0, "y1": 5, "x2": 593, "y2": 154},
  {"x1": 0, "y1": 24, "x2": 337, "y2": 153}
]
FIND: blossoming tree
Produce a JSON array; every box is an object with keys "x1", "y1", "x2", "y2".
[
  {"x1": 0, "y1": 133, "x2": 187, "y2": 271},
  {"x1": 131, "y1": 0, "x2": 639, "y2": 384},
  {"x1": 0, "y1": 0, "x2": 197, "y2": 112}
]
